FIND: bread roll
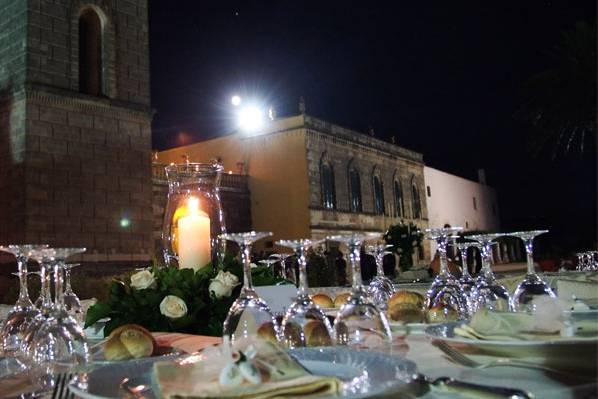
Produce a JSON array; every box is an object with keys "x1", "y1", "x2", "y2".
[
  {"x1": 104, "y1": 324, "x2": 156, "y2": 361},
  {"x1": 333, "y1": 293, "x2": 351, "y2": 308},
  {"x1": 426, "y1": 305, "x2": 459, "y2": 323},
  {"x1": 387, "y1": 303, "x2": 425, "y2": 323},
  {"x1": 312, "y1": 294, "x2": 334, "y2": 308},
  {"x1": 257, "y1": 321, "x2": 279, "y2": 344},
  {"x1": 304, "y1": 320, "x2": 333, "y2": 347},
  {"x1": 388, "y1": 291, "x2": 425, "y2": 309}
]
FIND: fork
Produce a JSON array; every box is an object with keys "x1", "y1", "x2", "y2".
[
  {"x1": 51, "y1": 373, "x2": 74, "y2": 399},
  {"x1": 433, "y1": 340, "x2": 587, "y2": 378}
]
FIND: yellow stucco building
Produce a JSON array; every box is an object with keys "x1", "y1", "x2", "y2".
[{"x1": 157, "y1": 113, "x2": 429, "y2": 255}]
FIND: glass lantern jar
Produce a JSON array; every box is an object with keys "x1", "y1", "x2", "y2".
[{"x1": 162, "y1": 163, "x2": 226, "y2": 271}]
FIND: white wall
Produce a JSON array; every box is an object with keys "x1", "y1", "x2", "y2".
[{"x1": 423, "y1": 166, "x2": 500, "y2": 232}]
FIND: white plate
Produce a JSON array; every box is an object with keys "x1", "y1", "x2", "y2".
[
  {"x1": 426, "y1": 322, "x2": 598, "y2": 372},
  {"x1": 69, "y1": 347, "x2": 417, "y2": 399}
]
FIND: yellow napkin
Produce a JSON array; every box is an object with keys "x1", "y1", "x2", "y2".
[{"x1": 154, "y1": 339, "x2": 342, "y2": 399}]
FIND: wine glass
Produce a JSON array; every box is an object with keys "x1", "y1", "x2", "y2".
[
  {"x1": 29, "y1": 247, "x2": 89, "y2": 366},
  {"x1": 424, "y1": 228, "x2": 470, "y2": 320},
  {"x1": 276, "y1": 239, "x2": 334, "y2": 348},
  {"x1": 365, "y1": 243, "x2": 395, "y2": 311},
  {"x1": 507, "y1": 230, "x2": 556, "y2": 311},
  {"x1": 62, "y1": 263, "x2": 83, "y2": 324},
  {"x1": 20, "y1": 248, "x2": 57, "y2": 357},
  {"x1": 220, "y1": 232, "x2": 278, "y2": 343},
  {"x1": 467, "y1": 233, "x2": 512, "y2": 312},
  {"x1": 272, "y1": 252, "x2": 295, "y2": 283},
  {"x1": 0, "y1": 244, "x2": 48, "y2": 355},
  {"x1": 327, "y1": 233, "x2": 392, "y2": 351}
]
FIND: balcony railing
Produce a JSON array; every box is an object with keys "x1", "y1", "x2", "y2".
[{"x1": 152, "y1": 163, "x2": 249, "y2": 192}]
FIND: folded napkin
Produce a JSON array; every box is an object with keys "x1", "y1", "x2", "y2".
[
  {"x1": 154, "y1": 339, "x2": 342, "y2": 399},
  {"x1": 557, "y1": 278, "x2": 598, "y2": 303},
  {"x1": 455, "y1": 308, "x2": 598, "y2": 341}
]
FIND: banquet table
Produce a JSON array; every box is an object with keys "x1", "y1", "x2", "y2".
[{"x1": 1, "y1": 331, "x2": 596, "y2": 399}]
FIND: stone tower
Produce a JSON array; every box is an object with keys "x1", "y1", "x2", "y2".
[{"x1": 0, "y1": 0, "x2": 153, "y2": 263}]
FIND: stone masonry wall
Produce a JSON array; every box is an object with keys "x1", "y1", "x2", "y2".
[{"x1": 0, "y1": 0, "x2": 153, "y2": 262}]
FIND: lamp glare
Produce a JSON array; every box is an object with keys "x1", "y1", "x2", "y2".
[
  {"x1": 238, "y1": 105, "x2": 264, "y2": 132},
  {"x1": 231, "y1": 95, "x2": 242, "y2": 106}
]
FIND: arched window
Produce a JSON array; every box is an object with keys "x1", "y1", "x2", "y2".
[
  {"x1": 411, "y1": 179, "x2": 421, "y2": 219},
  {"x1": 373, "y1": 175, "x2": 385, "y2": 215},
  {"x1": 321, "y1": 162, "x2": 336, "y2": 210},
  {"x1": 79, "y1": 8, "x2": 103, "y2": 96},
  {"x1": 394, "y1": 179, "x2": 404, "y2": 217},
  {"x1": 348, "y1": 167, "x2": 362, "y2": 212}
]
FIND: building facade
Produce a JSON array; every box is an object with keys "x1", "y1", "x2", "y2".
[
  {"x1": 424, "y1": 166, "x2": 500, "y2": 232},
  {"x1": 0, "y1": 0, "x2": 153, "y2": 262},
  {"x1": 157, "y1": 114, "x2": 430, "y2": 259}
]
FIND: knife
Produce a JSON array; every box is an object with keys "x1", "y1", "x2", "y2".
[{"x1": 412, "y1": 374, "x2": 534, "y2": 398}]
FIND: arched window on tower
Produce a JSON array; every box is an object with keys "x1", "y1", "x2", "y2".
[
  {"x1": 411, "y1": 179, "x2": 421, "y2": 219},
  {"x1": 79, "y1": 8, "x2": 103, "y2": 96},
  {"x1": 373, "y1": 175, "x2": 385, "y2": 215},
  {"x1": 321, "y1": 162, "x2": 336, "y2": 210},
  {"x1": 394, "y1": 179, "x2": 404, "y2": 218},
  {"x1": 348, "y1": 167, "x2": 362, "y2": 212}
]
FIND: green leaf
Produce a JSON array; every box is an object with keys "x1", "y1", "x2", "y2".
[{"x1": 84, "y1": 302, "x2": 111, "y2": 328}]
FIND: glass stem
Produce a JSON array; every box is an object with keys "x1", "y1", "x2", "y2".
[
  {"x1": 437, "y1": 239, "x2": 449, "y2": 275},
  {"x1": 376, "y1": 253, "x2": 385, "y2": 277},
  {"x1": 16, "y1": 255, "x2": 31, "y2": 305},
  {"x1": 524, "y1": 238, "x2": 535, "y2": 275},
  {"x1": 64, "y1": 268, "x2": 72, "y2": 293},
  {"x1": 241, "y1": 243, "x2": 254, "y2": 292},
  {"x1": 296, "y1": 247, "x2": 309, "y2": 298},
  {"x1": 460, "y1": 250, "x2": 470, "y2": 278},
  {"x1": 279, "y1": 257, "x2": 287, "y2": 280},
  {"x1": 349, "y1": 243, "x2": 363, "y2": 293},
  {"x1": 54, "y1": 263, "x2": 65, "y2": 311}
]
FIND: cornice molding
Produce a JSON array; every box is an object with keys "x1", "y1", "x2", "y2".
[{"x1": 24, "y1": 84, "x2": 153, "y2": 122}]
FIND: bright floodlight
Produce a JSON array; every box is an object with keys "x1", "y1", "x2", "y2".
[
  {"x1": 238, "y1": 105, "x2": 263, "y2": 132},
  {"x1": 231, "y1": 95, "x2": 242, "y2": 106}
]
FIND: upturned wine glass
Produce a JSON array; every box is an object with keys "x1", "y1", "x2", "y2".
[
  {"x1": 327, "y1": 233, "x2": 392, "y2": 351},
  {"x1": 507, "y1": 230, "x2": 556, "y2": 311},
  {"x1": 365, "y1": 243, "x2": 395, "y2": 311},
  {"x1": 29, "y1": 247, "x2": 89, "y2": 366},
  {"x1": 62, "y1": 263, "x2": 83, "y2": 324},
  {"x1": 276, "y1": 239, "x2": 334, "y2": 348},
  {"x1": 453, "y1": 241, "x2": 478, "y2": 295},
  {"x1": 220, "y1": 232, "x2": 278, "y2": 343},
  {"x1": 0, "y1": 244, "x2": 48, "y2": 355},
  {"x1": 467, "y1": 233, "x2": 512, "y2": 312},
  {"x1": 20, "y1": 248, "x2": 57, "y2": 357},
  {"x1": 424, "y1": 228, "x2": 470, "y2": 320},
  {"x1": 271, "y1": 253, "x2": 294, "y2": 283}
]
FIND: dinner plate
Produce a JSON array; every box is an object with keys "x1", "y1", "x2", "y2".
[
  {"x1": 69, "y1": 347, "x2": 417, "y2": 399},
  {"x1": 426, "y1": 322, "x2": 598, "y2": 372},
  {"x1": 89, "y1": 344, "x2": 183, "y2": 365},
  {"x1": 388, "y1": 321, "x2": 437, "y2": 334}
]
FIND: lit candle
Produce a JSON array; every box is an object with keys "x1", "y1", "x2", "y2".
[{"x1": 177, "y1": 197, "x2": 211, "y2": 271}]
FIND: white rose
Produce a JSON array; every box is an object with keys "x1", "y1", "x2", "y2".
[
  {"x1": 209, "y1": 271, "x2": 240, "y2": 299},
  {"x1": 250, "y1": 262, "x2": 258, "y2": 269},
  {"x1": 159, "y1": 295, "x2": 188, "y2": 319},
  {"x1": 130, "y1": 270, "x2": 156, "y2": 290}
]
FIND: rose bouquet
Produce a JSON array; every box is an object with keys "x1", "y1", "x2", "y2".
[{"x1": 84, "y1": 255, "x2": 289, "y2": 337}]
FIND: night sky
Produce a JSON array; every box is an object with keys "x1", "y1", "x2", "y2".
[{"x1": 148, "y1": 1, "x2": 596, "y2": 254}]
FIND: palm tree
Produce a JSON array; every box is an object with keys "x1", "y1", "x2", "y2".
[{"x1": 519, "y1": 22, "x2": 596, "y2": 158}]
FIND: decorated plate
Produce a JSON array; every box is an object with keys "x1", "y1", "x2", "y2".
[{"x1": 69, "y1": 347, "x2": 417, "y2": 399}]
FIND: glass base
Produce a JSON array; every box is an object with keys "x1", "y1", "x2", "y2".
[
  {"x1": 223, "y1": 296, "x2": 278, "y2": 343},
  {"x1": 511, "y1": 274, "x2": 556, "y2": 311},
  {"x1": 334, "y1": 296, "x2": 392, "y2": 351},
  {"x1": 427, "y1": 273, "x2": 470, "y2": 319},
  {"x1": 30, "y1": 311, "x2": 89, "y2": 365},
  {"x1": 471, "y1": 280, "x2": 512, "y2": 312},
  {"x1": 281, "y1": 297, "x2": 334, "y2": 348}
]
